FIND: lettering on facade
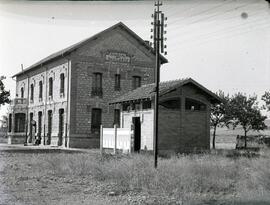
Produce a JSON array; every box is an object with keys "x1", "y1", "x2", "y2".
[{"x1": 105, "y1": 52, "x2": 131, "y2": 63}]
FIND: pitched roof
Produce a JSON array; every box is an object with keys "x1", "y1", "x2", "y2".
[
  {"x1": 13, "y1": 22, "x2": 168, "y2": 78},
  {"x1": 110, "y1": 78, "x2": 222, "y2": 104}
]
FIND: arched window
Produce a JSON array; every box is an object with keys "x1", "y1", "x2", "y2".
[
  {"x1": 49, "y1": 77, "x2": 53, "y2": 97},
  {"x1": 20, "y1": 87, "x2": 24, "y2": 98},
  {"x1": 185, "y1": 98, "x2": 206, "y2": 111},
  {"x1": 160, "y1": 99, "x2": 181, "y2": 110},
  {"x1": 30, "y1": 84, "x2": 34, "y2": 101},
  {"x1": 39, "y1": 81, "x2": 43, "y2": 99},
  {"x1": 60, "y1": 73, "x2": 65, "y2": 95}
]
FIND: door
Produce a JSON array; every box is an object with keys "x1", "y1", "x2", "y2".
[
  {"x1": 132, "y1": 117, "x2": 141, "y2": 152},
  {"x1": 58, "y1": 109, "x2": 64, "y2": 146}
]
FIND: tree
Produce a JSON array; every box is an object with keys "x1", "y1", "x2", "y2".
[
  {"x1": 262, "y1": 91, "x2": 270, "y2": 111},
  {"x1": 0, "y1": 115, "x2": 8, "y2": 127},
  {"x1": 210, "y1": 90, "x2": 230, "y2": 149},
  {"x1": 0, "y1": 76, "x2": 10, "y2": 106},
  {"x1": 229, "y1": 93, "x2": 267, "y2": 148}
]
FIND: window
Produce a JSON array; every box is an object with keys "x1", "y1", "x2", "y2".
[
  {"x1": 185, "y1": 98, "x2": 206, "y2": 111},
  {"x1": 122, "y1": 103, "x2": 130, "y2": 111},
  {"x1": 8, "y1": 114, "x2": 12, "y2": 132},
  {"x1": 91, "y1": 108, "x2": 102, "y2": 132},
  {"x1": 39, "y1": 81, "x2": 43, "y2": 99},
  {"x1": 30, "y1": 84, "x2": 34, "y2": 101},
  {"x1": 29, "y1": 113, "x2": 34, "y2": 143},
  {"x1": 48, "y1": 110, "x2": 52, "y2": 134},
  {"x1": 132, "y1": 76, "x2": 141, "y2": 89},
  {"x1": 160, "y1": 99, "x2": 181, "y2": 110},
  {"x1": 91, "y1": 73, "x2": 102, "y2": 97},
  {"x1": 58, "y1": 109, "x2": 64, "y2": 136},
  {"x1": 38, "y1": 111, "x2": 42, "y2": 134},
  {"x1": 14, "y1": 113, "x2": 26, "y2": 132},
  {"x1": 114, "y1": 74, "x2": 121, "y2": 91},
  {"x1": 142, "y1": 100, "x2": 152, "y2": 110},
  {"x1": 114, "y1": 109, "x2": 120, "y2": 127},
  {"x1": 60, "y1": 73, "x2": 65, "y2": 95},
  {"x1": 20, "y1": 87, "x2": 24, "y2": 98},
  {"x1": 49, "y1": 77, "x2": 53, "y2": 97}
]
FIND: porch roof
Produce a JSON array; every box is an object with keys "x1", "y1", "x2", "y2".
[{"x1": 110, "y1": 78, "x2": 222, "y2": 104}]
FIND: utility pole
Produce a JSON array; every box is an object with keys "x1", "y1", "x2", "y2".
[{"x1": 151, "y1": 1, "x2": 167, "y2": 168}]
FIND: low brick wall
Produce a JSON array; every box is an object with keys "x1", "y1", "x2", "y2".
[{"x1": 8, "y1": 133, "x2": 26, "y2": 144}]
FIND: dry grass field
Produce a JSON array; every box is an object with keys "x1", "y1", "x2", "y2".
[
  {"x1": 1, "y1": 145, "x2": 270, "y2": 205},
  {"x1": 1, "y1": 125, "x2": 270, "y2": 205}
]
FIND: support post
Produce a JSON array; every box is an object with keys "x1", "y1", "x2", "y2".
[
  {"x1": 114, "y1": 124, "x2": 117, "y2": 154},
  {"x1": 100, "y1": 125, "x2": 103, "y2": 155}
]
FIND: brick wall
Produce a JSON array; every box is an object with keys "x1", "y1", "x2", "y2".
[
  {"x1": 68, "y1": 27, "x2": 156, "y2": 148},
  {"x1": 14, "y1": 58, "x2": 70, "y2": 146}
]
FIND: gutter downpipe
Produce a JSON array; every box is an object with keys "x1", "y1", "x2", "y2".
[
  {"x1": 24, "y1": 67, "x2": 30, "y2": 145},
  {"x1": 65, "y1": 58, "x2": 70, "y2": 148},
  {"x1": 43, "y1": 65, "x2": 48, "y2": 145}
]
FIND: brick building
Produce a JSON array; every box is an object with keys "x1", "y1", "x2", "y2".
[
  {"x1": 110, "y1": 78, "x2": 221, "y2": 154},
  {"x1": 7, "y1": 22, "x2": 167, "y2": 148}
]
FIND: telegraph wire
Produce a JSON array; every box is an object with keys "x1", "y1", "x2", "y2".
[
  {"x1": 168, "y1": 16, "x2": 269, "y2": 48},
  {"x1": 169, "y1": 0, "x2": 234, "y2": 25}
]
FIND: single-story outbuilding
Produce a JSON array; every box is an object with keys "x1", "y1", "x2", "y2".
[{"x1": 110, "y1": 78, "x2": 221, "y2": 154}]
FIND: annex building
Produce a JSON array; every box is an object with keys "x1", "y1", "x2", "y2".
[
  {"x1": 7, "y1": 22, "x2": 167, "y2": 148},
  {"x1": 110, "y1": 78, "x2": 221, "y2": 154}
]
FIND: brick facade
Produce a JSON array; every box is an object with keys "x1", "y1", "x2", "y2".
[
  {"x1": 67, "y1": 27, "x2": 156, "y2": 148},
  {"x1": 7, "y1": 23, "x2": 160, "y2": 148}
]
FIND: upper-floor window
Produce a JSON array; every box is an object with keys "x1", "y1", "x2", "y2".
[
  {"x1": 132, "y1": 76, "x2": 141, "y2": 90},
  {"x1": 114, "y1": 74, "x2": 121, "y2": 91},
  {"x1": 91, "y1": 73, "x2": 102, "y2": 97},
  {"x1": 20, "y1": 87, "x2": 24, "y2": 98},
  {"x1": 60, "y1": 73, "x2": 65, "y2": 95},
  {"x1": 39, "y1": 81, "x2": 43, "y2": 100},
  {"x1": 49, "y1": 77, "x2": 53, "y2": 98},
  {"x1": 30, "y1": 84, "x2": 34, "y2": 101}
]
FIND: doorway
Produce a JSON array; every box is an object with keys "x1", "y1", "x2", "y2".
[
  {"x1": 132, "y1": 117, "x2": 141, "y2": 152},
  {"x1": 58, "y1": 109, "x2": 64, "y2": 146}
]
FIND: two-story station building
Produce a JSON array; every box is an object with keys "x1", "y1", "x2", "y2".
[{"x1": 7, "y1": 22, "x2": 167, "y2": 148}]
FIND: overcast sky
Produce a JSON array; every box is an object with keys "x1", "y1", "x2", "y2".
[{"x1": 0, "y1": 0, "x2": 270, "y2": 117}]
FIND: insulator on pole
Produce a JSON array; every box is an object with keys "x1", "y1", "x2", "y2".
[
  {"x1": 151, "y1": 29, "x2": 153, "y2": 32},
  {"x1": 164, "y1": 30, "x2": 167, "y2": 34},
  {"x1": 164, "y1": 51, "x2": 167, "y2": 55},
  {"x1": 161, "y1": 13, "x2": 164, "y2": 53},
  {"x1": 164, "y1": 45, "x2": 167, "y2": 49}
]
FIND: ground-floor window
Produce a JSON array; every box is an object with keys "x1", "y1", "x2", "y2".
[
  {"x1": 58, "y1": 109, "x2": 64, "y2": 146},
  {"x1": 8, "y1": 114, "x2": 12, "y2": 132},
  {"x1": 185, "y1": 98, "x2": 206, "y2": 111},
  {"x1": 48, "y1": 110, "x2": 52, "y2": 134},
  {"x1": 160, "y1": 98, "x2": 181, "y2": 110},
  {"x1": 14, "y1": 113, "x2": 26, "y2": 132},
  {"x1": 91, "y1": 108, "x2": 102, "y2": 133},
  {"x1": 114, "y1": 109, "x2": 120, "y2": 127},
  {"x1": 38, "y1": 111, "x2": 42, "y2": 135}
]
